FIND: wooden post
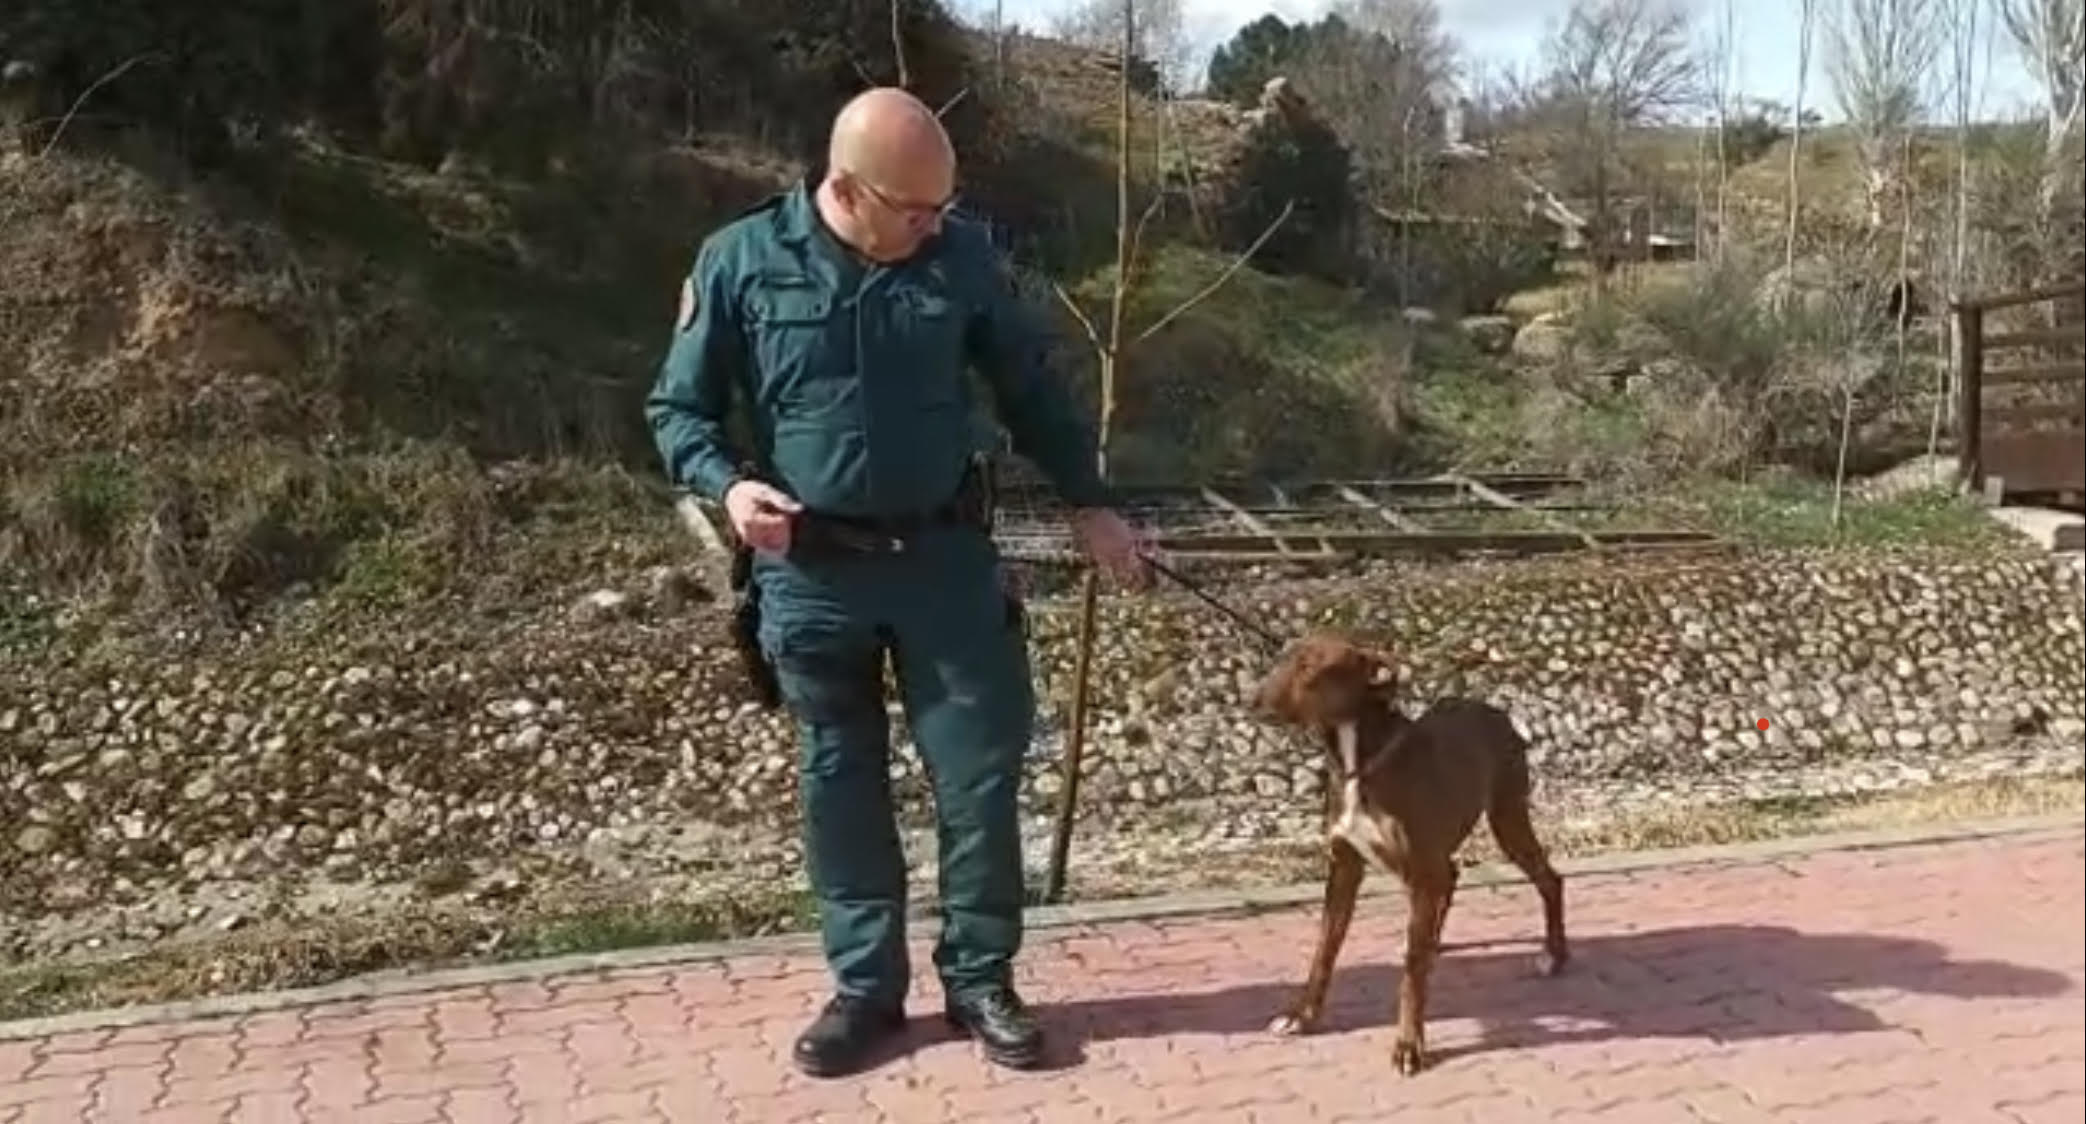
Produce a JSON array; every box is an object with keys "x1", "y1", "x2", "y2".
[
  {"x1": 1045, "y1": 570, "x2": 1100, "y2": 904},
  {"x1": 1956, "y1": 302, "x2": 1984, "y2": 492}
]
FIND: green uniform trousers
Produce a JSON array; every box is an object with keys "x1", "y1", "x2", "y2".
[{"x1": 754, "y1": 524, "x2": 1033, "y2": 1007}]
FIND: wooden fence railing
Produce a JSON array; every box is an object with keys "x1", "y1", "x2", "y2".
[{"x1": 1954, "y1": 279, "x2": 2086, "y2": 501}]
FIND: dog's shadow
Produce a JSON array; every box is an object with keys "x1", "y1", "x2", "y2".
[{"x1": 1031, "y1": 924, "x2": 2074, "y2": 1065}]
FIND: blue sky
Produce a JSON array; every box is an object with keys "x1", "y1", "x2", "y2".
[{"x1": 973, "y1": 0, "x2": 2044, "y2": 123}]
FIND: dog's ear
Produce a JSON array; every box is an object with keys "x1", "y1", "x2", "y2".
[{"x1": 1355, "y1": 645, "x2": 1400, "y2": 688}]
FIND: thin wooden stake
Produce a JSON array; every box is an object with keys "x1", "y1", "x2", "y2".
[
  {"x1": 1044, "y1": 569, "x2": 1101, "y2": 903},
  {"x1": 1040, "y1": 0, "x2": 1296, "y2": 905},
  {"x1": 1043, "y1": 0, "x2": 1136, "y2": 908}
]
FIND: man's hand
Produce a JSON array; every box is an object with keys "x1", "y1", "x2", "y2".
[
  {"x1": 1070, "y1": 507, "x2": 1153, "y2": 591},
  {"x1": 724, "y1": 479, "x2": 803, "y2": 555}
]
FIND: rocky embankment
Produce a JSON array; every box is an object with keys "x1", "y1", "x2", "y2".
[{"x1": 3, "y1": 544, "x2": 2082, "y2": 963}]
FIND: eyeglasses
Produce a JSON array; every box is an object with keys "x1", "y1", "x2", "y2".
[{"x1": 853, "y1": 176, "x2": 960, "y2": 226}]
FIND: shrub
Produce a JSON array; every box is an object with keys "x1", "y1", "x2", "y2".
[
  {"x1": 1563, "y1": 251, "x2": 1938, "y2": 477},
  {"x1": 1366, "y1": 219, "x2": 1559, "y2": 314},
  {"x1": 1215, "y1": 101, "x2": 1358, "y2": 282}
]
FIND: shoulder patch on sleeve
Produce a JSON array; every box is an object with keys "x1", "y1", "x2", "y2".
[{"x1": 675, "y1": 276, "x2": 698, "y2": 332}]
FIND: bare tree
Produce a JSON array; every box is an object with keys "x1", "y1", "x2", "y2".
[
  {"x1": 1996, "y1": 0, "x2": 2086, "y2": 280},
  {"x1": 1945, "y1": 0, "x2": 1986, "y2": 294},
  {"x1": 1706, "y1": 0, "x2": 1738, "y2": 261},
  {"x1": 1788, "y1": 0, "x2": 1818, "y2": 271},
  {"x1": 1041, "y1": 0, "x2": 1292, "y2": 904},
  {"x1": 1929, "y1": 0, "x2": 1984, "y2": 456},
  {"x1": 1329, "y1": 0, "x2": 1458, "y2": 83},
  {"x1": 1529, "y1": 0, "x2": 1699, "y2": 285},
  {"x1": 1825, "y1": 0, "x2": 1942, "y2": 230},
  {"x1": 1289, "y1": 6, "x2": 1450, "y2": 201},
  {"x1": 1052, "y1": 0, "x2": 1191, "y2": 92}
]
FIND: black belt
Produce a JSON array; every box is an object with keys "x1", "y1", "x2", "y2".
[
  {"x1": 786, "y1": 461, "x2": 994, "y2": 559},
  {"x1": 721, "y1": 457, "x2": 1000, "y2": 710},
  {"x1": 791, "y1": 499, "x2": 975, "y2": 557}
]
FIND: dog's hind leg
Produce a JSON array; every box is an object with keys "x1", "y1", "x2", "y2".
[
  {"x1": 1428, "y1": 863, "x2": 1459, "y2": 950},
  {"x1": 1487, "y1": 757, "x2": 1568, "y2": 977},
  {"x1": 1269, "y1": 839, "x2": 1364, "y2": 1037}
]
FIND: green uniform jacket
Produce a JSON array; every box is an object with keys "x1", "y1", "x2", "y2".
[{"x1": 645, "y1": 181, "x2": 1113, "y2": 520}]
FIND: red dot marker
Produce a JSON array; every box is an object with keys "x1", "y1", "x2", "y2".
[{"x1": 1757, "y1": 718, "x2": 1770, "y2": 730}]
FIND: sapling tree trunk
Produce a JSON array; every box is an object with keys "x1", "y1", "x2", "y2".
[
  {"x1": 1788, "y1": 0, "x2": 1817, "y2": 273},
  {"x1": 1041, "y1": 0, "x2": 1294, "y2": 905}
]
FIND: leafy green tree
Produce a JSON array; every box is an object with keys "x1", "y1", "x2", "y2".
[{"x1": 1206, "y1": 14, "x2": 1302, "y2": 106}]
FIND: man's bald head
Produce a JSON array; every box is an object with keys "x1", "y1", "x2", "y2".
[
  {"x1": 827, "y1": 86, "x2": 955, "y2": 183},
  {"x1": 815, "y1": 87, "x2": 958, "y2": 262}
]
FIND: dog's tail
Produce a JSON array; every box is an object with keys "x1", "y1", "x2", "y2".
[{"x1": 1485, "y1": 713, "x2": 1536, "y2": 817}]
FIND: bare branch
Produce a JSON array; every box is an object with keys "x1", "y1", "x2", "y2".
[
  {"x1": 1996, "y1": 0, "x2": 2086, "y2": 281},
  {"x1": 1824, "y1": 0, "x2": 1941, "y2": 227},
  {"x1": 36, "y1": 53, "x2": 159, "y2": 160},
  {"x1": 1289, "y1": 1, "x2": 1454, "y2": 196},
  {"x1": 1133, "y1": 199, "x2": 1295, "y2": 345},
  {"x1": 1051, "y1": 282, "x2": 1105, "y2": 351},
  {"x1": 892, "y1": 0, "x2": 912, "y2": 88},
  {"x1": 1054, "y1": 0, "x2": 1191, "y2": 88},
  {"x1": 1523, "y1": 0, "x2": 1699, "y2": 282},
  {"x1": 1998, "y1": 0, "x2": 2085, "y2": 130},
  {"x1": 1123, "y1": 183, "x2": 1167, "y2": 291},
  {"x1": 936, "y1": 87, "x2": 971, "y2": 117}
]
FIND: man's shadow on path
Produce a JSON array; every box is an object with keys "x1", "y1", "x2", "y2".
[{"x1": 906, "y1": 924, "x2": 2074, "y2": 1072}]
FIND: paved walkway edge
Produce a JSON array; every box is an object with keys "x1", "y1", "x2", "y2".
[{"x1": 4, "y1": 811, "x2": 2079, "y2": 1042}]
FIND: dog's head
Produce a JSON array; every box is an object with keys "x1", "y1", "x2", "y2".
[{"x1": 1255, "y1": 631, "x2": 1401, "y2": 729}]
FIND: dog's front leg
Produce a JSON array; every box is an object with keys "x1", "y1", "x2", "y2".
[
  {"x1": 1269, "y1": 839, "x2": 1364, "y2": 1037},
  {"x1": 1393, "y1": 868, "x2": 1453, "y2": 1075}
]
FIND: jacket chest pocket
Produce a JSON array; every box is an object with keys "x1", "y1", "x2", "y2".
[
  {"x1": 745, "y1": 280, "x2": 852, "y2": 419},
  {"x1": 885, "y1": 288, "x2": 967, "y2": 410}
]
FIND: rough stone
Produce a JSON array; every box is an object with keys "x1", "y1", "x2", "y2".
[
  {"x1": 1, "y1": 542, "x2": 2080, "y2": 964},
  {"x1": 1512, "y1": 314, "x2": 1571, "y2": 364}
]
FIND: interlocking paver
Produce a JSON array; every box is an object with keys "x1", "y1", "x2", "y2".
[{"x1": 3, "y1": 829, "x2": 2079, "y2": 1123}]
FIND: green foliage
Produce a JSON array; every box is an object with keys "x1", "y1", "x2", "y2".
[
  {"x1": 48, "y1": 455, "x2": 138, "y2": 552},
  {"x1": 1205, "y1": 14, "x2": 1306, "y2": 106},
  {"x1": 1372, "y1": 219, "x2": 1560, "y2": 314},
  {"x1": 1058, "y1": 245, "x2": 1417, "y2": 481},
  {"x1": 1205, "y1": 12, "x2": 1432, "y2": 123},
  {"x1": 1637, "y1": 477, "x2": 2008, "y2": 549},
  {"x1": 0, "y1": 437, "x2": 672, "y2": 613},
  {"x1": 1719, "y1": 99, "x2": 1797, "y2": 168},
  {"x1": 1219, "y1": 106, "x2": 1357, "y2": 280}
]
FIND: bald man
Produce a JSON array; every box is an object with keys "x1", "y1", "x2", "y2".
[{"x1": 646, "y1": 87, "x2": 1149, "y2": 1077}]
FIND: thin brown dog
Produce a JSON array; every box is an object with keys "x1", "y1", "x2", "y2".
[{"x1": 1256, "y1": 631, "x2": 1568, "y2": 1074}]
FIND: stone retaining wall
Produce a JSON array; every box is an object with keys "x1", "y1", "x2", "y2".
[{"x1": 3, "y1": 545, "x2": 2081, "y2": 913}]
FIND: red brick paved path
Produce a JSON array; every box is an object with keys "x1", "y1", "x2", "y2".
[{"x1": 5, "y1": 829, "x2": 2081, "y2": 1123}]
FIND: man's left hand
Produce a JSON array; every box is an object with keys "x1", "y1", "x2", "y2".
[{"x1": 1070, "y1": 507, "x2": 1154, "y2": 591}]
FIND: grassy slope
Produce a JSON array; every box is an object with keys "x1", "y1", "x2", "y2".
[{"x1": 0, "y1": 40, "x2": 2016, "y2": 621}]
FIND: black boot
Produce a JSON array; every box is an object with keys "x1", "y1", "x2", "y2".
[
  {"x1": 792, "y1": 995, "x2": 908, "y2": 1078},
  {"x1": 944, "y1": 985, "x2": 1045, "y2": 1070}
]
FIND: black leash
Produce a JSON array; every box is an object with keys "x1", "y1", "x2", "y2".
[{"x1": 1139, "y1": 552, "x2": 1289, "y2": 654}]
